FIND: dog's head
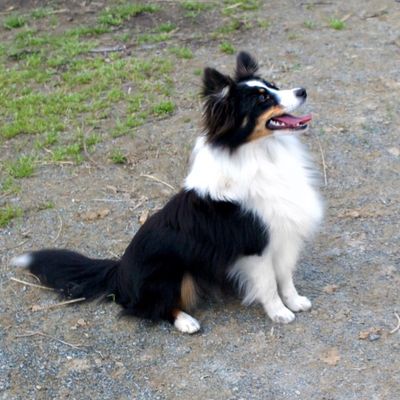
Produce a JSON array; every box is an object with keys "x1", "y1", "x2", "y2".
[{"x1": 202, "y1": 52, "x2": 312, "y2": 150}]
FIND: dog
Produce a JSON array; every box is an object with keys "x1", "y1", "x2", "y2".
[{"x1": 11, "y1": 52, "x2": 323, "y2": 334}]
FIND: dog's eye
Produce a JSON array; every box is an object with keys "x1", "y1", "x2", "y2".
[{"x1": 258, "y1": 93, "x2": 269, "y2": 102}]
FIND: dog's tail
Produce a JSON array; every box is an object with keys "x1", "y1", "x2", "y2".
[{"x1": 11, "y1": 249, "x2": 119, "y2": 300}]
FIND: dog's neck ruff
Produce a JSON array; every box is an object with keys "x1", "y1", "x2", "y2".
[{"x1": 184, "y1": 135, "x2": 323, "y2": 237}]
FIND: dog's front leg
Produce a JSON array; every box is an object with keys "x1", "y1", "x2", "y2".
[
  {"x1": 272, "y1": 239, "x2": 312, "y2": 313},
  {"x1": 230, "y1": 253, "x2": 295, "y2": 324}
]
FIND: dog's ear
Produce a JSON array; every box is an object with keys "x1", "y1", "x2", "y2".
[
  {"x1": 202, "y1": 67, "x2": 233, "y2": 97},
  {"x1": 235, "y1": 51, "x2": 258, "y2": 80}
]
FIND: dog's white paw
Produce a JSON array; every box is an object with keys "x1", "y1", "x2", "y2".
[
  {"x1": 174, "y1": 311, "x2": 200, "y2": 334},
  {"x1": 284, "y1": 295, "x2": 312, "y2": 312},
  {"x1": 268, "y1": 305, "x2": 296, "y2": 324}
]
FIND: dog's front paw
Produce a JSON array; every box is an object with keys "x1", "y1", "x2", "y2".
[
  {"x1": 268, "y1": 305, "x2": 296, "y2": 324},
  {"x1": 284, "y1": 295, "x2": 312, "y2": 312},
  {"x1": 174, "y1": 311, "x2": 201, "y2": 334}
]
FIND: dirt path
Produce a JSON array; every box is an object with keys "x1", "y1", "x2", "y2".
[{"x1": 1, "y1": 1, "x2": 399, "y2": 399}]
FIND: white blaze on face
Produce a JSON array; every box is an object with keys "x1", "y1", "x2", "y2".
[{"x1": 244, "y1": 80, "x2": 304, "y2": 113}]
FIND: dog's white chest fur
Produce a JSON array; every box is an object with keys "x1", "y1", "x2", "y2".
[{"x1": 185, "y1": 135, "x2": 323, "y2": 239}]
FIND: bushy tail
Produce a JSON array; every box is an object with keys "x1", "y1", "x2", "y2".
[{"x1": 11, "y1": 249, "x2": 119, "y2": 300}]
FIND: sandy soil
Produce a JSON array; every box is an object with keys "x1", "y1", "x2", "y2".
[{"x1": 1, "y1": 1, "x2": 400, "y2": 399}]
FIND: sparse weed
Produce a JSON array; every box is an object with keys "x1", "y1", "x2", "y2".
[
  {"x1": 156, "y1": 22, "x2": 176, "y2": 33},
  {"x1": 0, "y1": 206, "x2": 22, "y2": 228},
  {"x1": 152, "y1": 101, "x2": 175, "y2": 116},
  {"x1": 110, "y1": 149, "x2": 127, "y2": 164},
  {"x1": 329, "y1": 18, "x2": 345, "y2": 30},
  {"x1": 4, "y1": 14, "x2": 26, "y2": 29},
  {"x1": 31, "y1": 7, "x2": 53, "y2": 19},
  {"x1": 169, "y1": 46, "x2": 193, "y2": 59},
  {"x1": 99, "y1": 4, "x2": 160, "y2": 27},
  {"x1": 6, "y1": 156, "x2": 35, "y2": 179},
  {"x1": 304, "y1": 20, "x2": 316, "y2": 29},
  {"x1": 181, "y1": 1, "x2": 212, "y2": 11},
  {"x1": 219, "y1": 42, "x2": 235, "y2": 54}
]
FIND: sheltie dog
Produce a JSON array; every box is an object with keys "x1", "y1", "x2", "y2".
[{"x1": 12, "y1": 52, "x2": 323, "y2": 334}]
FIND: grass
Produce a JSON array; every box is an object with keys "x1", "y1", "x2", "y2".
[
  {"x1": 109, "y1": 149, "x2": 127, "y2": 164},
  {"x1": 223, "y1": 0, "x2": 261, "y2": 14},
  {"x1": 98, "y1": 4, "x2": 160, "y2": 27},
  {"x1": 156, "y1": 22, "x2": 176, "y2": 33},
  {"x1": 6, "y1": 156, "x2": 35, "y2": 179},
  {"x1": 304, "y1": 20, "x2": 316, "y2": 29},
  {"x1": 181, "y1": 1, "x2": 213, "y2": 11},
  {"x1": 137, "y1": 33, "x2": 170, "y2": 44},
  {"x1": 4, "y1": 14, "x2": 26, "y2": 29},
  {"x1": 329, "y1": 18, "x2": 346, "y2": 30},
  {"x1": 152, "y1": 101, "x2": 175, "y2": 116},
  {"x1": 0, "y1": 0, "x2": 265, "y2": 202},
  {"x1": 169, "y1": 46, "x2": 193, "y2": 59},
  {"x1": 31, "y1": 7, "x2": 53, "y2": 19},
  {"x1": 0, "y1": 206, "x2": 22, "y2": 228},
  {"x1": 219, "y1": 42, "x2": 235, "y2": 54}
]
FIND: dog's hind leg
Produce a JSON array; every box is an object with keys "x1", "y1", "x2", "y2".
[{"x1": 172, "y1": 309, "x2": 201, "y2": 334}]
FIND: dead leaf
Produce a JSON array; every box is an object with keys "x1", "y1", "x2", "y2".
[
  {"x1": 139, "y1": 209, "x2": 149, "y2": 225},
  {"x1": 323, "y1": 284, "x2": 339, "y2": 294},
  {"x1": 320, "y1": 348, "x2": 340, "y2": 366},
  {"x1": 80, "y1": 208, "x2": 110, "y2": 221},
  {"x1": 337, "y1": 209, "x2": 361, "y2": 219},
  {"x1": 77, "y1": 318, "x2": 87, "y2": 327},
  {"x1": 358, "y1": 327, "x2": 383, "y2": 340},
  {"x1": 31, "y1": 304, "x2": 43, "y2": 312},
  {"x1": 106, "y1": 185, "x2": 118, "y2": 194}
]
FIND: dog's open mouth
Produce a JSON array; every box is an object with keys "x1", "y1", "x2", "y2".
[{"x1": 267, "y1": 113, "x2": 312, "y2": 131}]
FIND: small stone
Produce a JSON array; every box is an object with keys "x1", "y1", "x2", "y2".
[{"x1": 368, "y1": 333, "x2": 381, "y2": 342}]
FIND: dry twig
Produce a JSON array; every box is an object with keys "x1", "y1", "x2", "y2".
[
  {"x1": 10, "y1": 277, "x2": 54, "y2": 291},
  {"x1": 31, "y1": 297, "x2": 86, "y2": 312},
  {"x1": 390, "y1": 313, "x2": 400, "y2": 334},
  {"x1": 313, "y1": 132, "x2": 328, "y2": 186},
  {"x1": 15, "y1": 330, "x2": 85, "y2": 350},
  {"x1": 51, "y1": 213, "x2": 63, "y2": 244},
  {"x1": 140, "y1": 174, "x2": 175, "y2": 191}
]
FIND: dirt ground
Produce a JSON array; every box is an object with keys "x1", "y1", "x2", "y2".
[{"x1": 1, "y1": 1, "x2": 400, "y2": 399}]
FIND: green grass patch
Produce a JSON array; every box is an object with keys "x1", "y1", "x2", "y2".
[
  {"x1": 223, "y1": 0, "x2": 261, "y2": 13},
  {"x1": 156, "y1": 22, "x2": 176, "y2": 33},
  {"x1": 152, "y1": 101, "x2": 175, "y2": 116},
  {"x1": 6, "y1": 156, "x2": 35, "y2": 179},
  {"x1": 169, "y1": 46, "x2": 193, "y2": 59},
  {"x1": 99, "y1": 3, "x2": 160, "y2": 26},
  {"x1": 37, "y1": 201, "x2": 55, "y2": 211},
  {"x1": 137, "y1": 33, "x2": 170, "y2": 45},
  {"x1": 181, "y1": 1, "x2": 213, "y2": 11},
  {"x1": 0, "y1": 5, "x2": 177, "y2": 166},
  {"x1": 52, "y1": 143, "x2": 83, "y2": 163},
  {"x1": 31, "y1": 7, "x2": 53, "y2": 19},
  {"x1": 109, "y1": 149, "x2": 127, "y2": 164},
  {"x1": 329, "y1": 18, "x2": 345, "y2": 30},
  {"x1": 4, "y1": 14, "x2": 27, "y2": 29},
  {"x1": 0, "y1": 177, "x2": 19, "y2": 195},
  {"x1": 304, "y1": 20, "x2": 316, "y2": 29},
  {"x1": 219, "y1": 42, "x2": 235, "y2": 55},
  {"x1": 0, "y1": 205, "x2": 22, "y2": 228}
]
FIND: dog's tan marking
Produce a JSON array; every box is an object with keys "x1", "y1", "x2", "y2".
[
  {"x1": 180, "y1": 273, "x2": 198, "y2": 311},
  {"x1": 247, "y1": 106, "x2": 284, "y2": 142}
]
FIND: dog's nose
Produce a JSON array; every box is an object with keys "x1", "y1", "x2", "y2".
[
  {"x1": 295, "y1": 88, "x2": 307, "y2": 99},
  {"x1": 294, "y1": 88, "x2": 307, "y2": 99}
]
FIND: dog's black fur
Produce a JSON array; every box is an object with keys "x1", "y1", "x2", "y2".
[{"x1": 27, "y1": 189, "x2": 267, "y2": 323}]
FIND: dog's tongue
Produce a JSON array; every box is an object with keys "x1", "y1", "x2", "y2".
[{"x1": 272, "y1": 113, "x2": 312, "y2": 127}]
